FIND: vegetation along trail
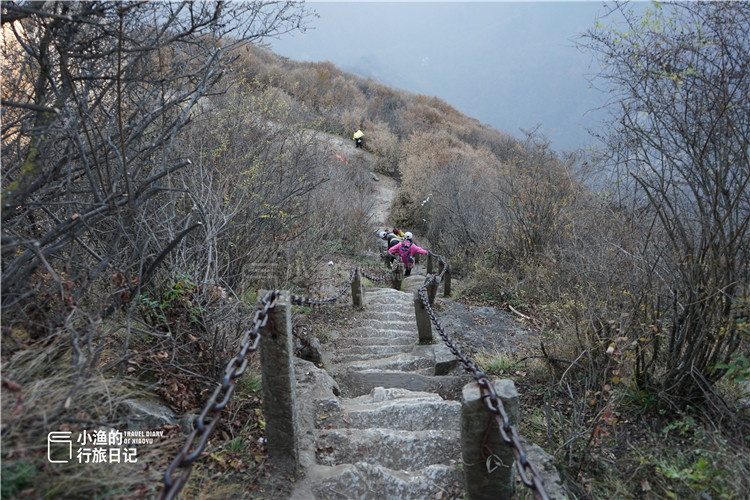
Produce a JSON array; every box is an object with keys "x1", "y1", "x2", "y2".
[{"x1": 1, "y1": 2, "x2": 748, "y2": 499}]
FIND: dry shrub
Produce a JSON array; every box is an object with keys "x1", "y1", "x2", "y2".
[
  {"x1": 338, "y1": 108, "x2": 365, "y2": 137},
  {"x1": 271, "y1": 145, "x2": 375, "y2": 292},
  {"x1": 401, "y1": 102, "x2": 444, "y2": 131},
  {"x1": 363, "y1": 121, "x2": 401, "y2": 176},
  {"x1": 390, "y1": 130, "x2": 460, "y2": 228},
  {"x1": 365, "y1": 84, "x2": 409, "y2": 135},
  {"x1": 329, "y1": 75, "x2": 367, "y2": 112},
  {"x1": 414, "y1": 94, "x2": 462, "y2": 118},
  {"x1": 391, "y1": 129, "x2": 504, "y2": 269}
]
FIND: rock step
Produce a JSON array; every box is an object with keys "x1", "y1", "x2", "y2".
[
  {"x1": 358, "y1": 312, "x2": 416, "y2": 323},
  {"x1": 365, "y1": 288, "x2": 411, "y2": 298},
  {"x1": 349, "y1": 318, "x2": 415, "y2": 329},
  {"x1": 335, "y1": 368, "x2": 471, "y2": 400},
  {"x1": 333, "y1": 350, "x2": 435, "y2": 372},
  {"x1": 330, "y1": 351, "x2": 425, "y2": 366},
  {"x1": 292, "y1": 462, "x2": 463, "y2": 500},
  {"x1": 362, "y1": 292, "x2": 413, "y2": 302},
  {"x1": 331, "y1": 344, "x2": 414, "y2": 359},
  {"x1": 363, "y1": 290, "x2": 413, "y2": 299},
  {"x1": 343, "y1": 327, "x2": 416, "y2": 339},
  {"x1": 314, "y1": 428, "x2": 460, "y2": 471},
  {"x1": 364, "y1": 287, "x2": 410, "y2": 296},
  {"x1": 333, "y1": 336, "x2": 414, "y2": 348},
  {"x1": 360, "y1": 308, "x2": 415, "y2": 319},
  {"x1": 317, "y1": 388, "x2": 461, "y2": 431}
]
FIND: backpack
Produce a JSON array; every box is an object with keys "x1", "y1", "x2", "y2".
[{"x1": 398, "y1": 241, "x2": 414, "y2": 268}]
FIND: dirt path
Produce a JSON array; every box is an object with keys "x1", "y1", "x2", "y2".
[
  {"x1": 319, "y1": 130, "x2": 398, "y2": 233},
  {"x1": 370, "y1": 174, "x2": 397, "y2": 232}
]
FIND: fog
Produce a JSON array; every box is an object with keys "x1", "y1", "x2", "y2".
[{"x1": 269, "y1": 1, "x2": 613, "y2": 152}]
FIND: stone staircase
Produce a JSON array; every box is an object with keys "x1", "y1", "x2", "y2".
[{"x1": 289, "y1": 264, "x2": 470, "y2": 499}]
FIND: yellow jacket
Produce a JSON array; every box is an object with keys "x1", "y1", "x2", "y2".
[{"x1": 353, "y1": 130, "x2": 364, "y2": 140}]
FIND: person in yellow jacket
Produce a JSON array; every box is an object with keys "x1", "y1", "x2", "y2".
[{"x1": 353, "y1": 129, "x2": 364, "y2": 148}]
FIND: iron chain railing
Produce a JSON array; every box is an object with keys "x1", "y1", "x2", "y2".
[
  {"x1": 417, "y1": 252, "x2": 549, "y2": 500},
  {"x1": 160, "y1": 253, "x2": 549, "y2": 499},
  {"x1": 291, "y1": 268, "x2": 356, "y2": 306},
  {"x1": 159, "y1": 265, "x2": 378, "y2": 498},
  {"x1": 159, "y1": 290, "x2": 279, "y2": 500},
  {"x1": 360, "y1": 267, "x2": 391, "y2": 282}
]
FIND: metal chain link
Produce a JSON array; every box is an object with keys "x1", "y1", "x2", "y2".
[
  {"x1": 161, "y1": 255, "x2": 547, "y2": 499},
  {"x1": 417, "y1": 254, "x2": 550, "y2": 500},
  {"x1": 158, "y1": 290, "x2": 279, "y2": 500},
  {"x1": 291, "y1": 268, "x2": 356, "y2": 306},
  {"x1": 359, "y1": 267, "x2": 390, "y2": 282},
  {"x1": 291, "y1": 265, "x2": 392, "y2": 306},
  {"x1": 428, "y1": 250, "x2": 449, "y2": 281}
]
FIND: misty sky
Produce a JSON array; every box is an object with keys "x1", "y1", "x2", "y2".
[{"x1": 269, "y1": 1, "x2": 617, "y2": 152}]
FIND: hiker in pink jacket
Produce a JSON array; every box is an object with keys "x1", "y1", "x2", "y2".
[{"x1": 388, "y1": 232, "x2": 427, "y2": 276}]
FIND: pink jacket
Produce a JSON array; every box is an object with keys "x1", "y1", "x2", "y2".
[{"x1": 388, "y1": 240, "x2": 427, "y2": 268}]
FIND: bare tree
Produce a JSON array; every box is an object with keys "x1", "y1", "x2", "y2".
[
  {"x1": 580, "y1": 1, "x2": 750, "y2": 404},
  {"x1": 1, "y1": 1, "x2": 310, "y2": 317}
]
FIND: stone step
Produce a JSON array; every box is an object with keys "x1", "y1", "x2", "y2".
[
  {"x1": 333, "y1": 349, "x2": 435, "y2": 372},
  {"x1": 362, "y1": 299, "x2": 413, "y2": 309},
  {"x1": 351, "y1": 318, "x2": 415, "y2": 330},
  {"x1": 333, "y1": 336, "x2": 414, "y2": 348},
  {"x1": 363, "y1": 292, "x2": 413, "y2": 303},
  {"x1": 317, "y1": 387, "x2": 461, "y2": 431},
  {"x1": 358, "y1": 312, "x2": 416, "y2": 323},
  {"x1": 314, "y1": 428, "x2": 460, "y2": 471},
  {"x1": 330, "y1": 344, "x2": 415, "y2": 362},
  {"x1": 360, "y1": 307, "x2": 415, "y2": 318},
  {"x1": 364, "y1": 287, "x2": 410, "y2": 296},
  {"x1": 343, "y1": 327, "x2": 416, "y2": 339},
  {"x1": 335, "y1": 368, "x2": 472, "y2": 400},
  {"x1": 290, "y1": 462, "x2": 463, "y2": 500},
  {"x1": 364, "y1": 290, "x2": 413, "y2": 300}
]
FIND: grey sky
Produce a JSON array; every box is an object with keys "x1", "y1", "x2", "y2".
[{"x1": 269, "y1": 1, "x2": 615, "y2": 152}]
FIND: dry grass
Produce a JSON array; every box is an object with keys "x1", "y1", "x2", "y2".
[{"x1": 1, "y1": 333, "x2": 170, "y2": 498}]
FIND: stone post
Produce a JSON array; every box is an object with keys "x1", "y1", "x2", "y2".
[
  {"x1": 414, "y1": 290, "x2": 433, "y2": 344},
  {"x1": 258, "y1": 290, "x2": 298, "y2": 476},
  {"x1": 392, "y1": 262, "x2": 404, "y2": 290},
  {"x1": 427, "y1": 253, "x2": 434, "y2": 274},
  {"x1": 443, "y1": 264, "x2": 452, "y2": 297},
  {"x1": 427, "y1": 275, "x2": 439, "y2": 305},
  {"x1": 461, "y1": 379, "x2": 519, "y2": 500},
  {"x1": 351, "y1": 269, "x2": 364, "y2": 308}
]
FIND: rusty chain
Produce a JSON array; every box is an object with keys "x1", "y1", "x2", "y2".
[
  {"x1": 359, "y1": 267, "x2": 391, "y2": 282},
  {"x1": 160, "y1": 266, "x2": 366, "y2": 498},
  {"x1": 158, "y1": 290, "x2": 279, "y2": 500},
  {"x1": 160, "y1": 264, "x2": 380, "y2": 497},
  {"x1": 291, "y1": 266, "x2": 392, "y2": 307},
  {"x1": 418, "y1": 253, "x2": 550, "y2": 500},
  {"x1": 291, "y1": 268, "x2": 356, "y2": 306},
  {"x1": 427, "y1": 250, "x2": 449, "y2": 281},
  {"x1": 160, "y1": 253, "x2": 547, "y2": 499}
]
